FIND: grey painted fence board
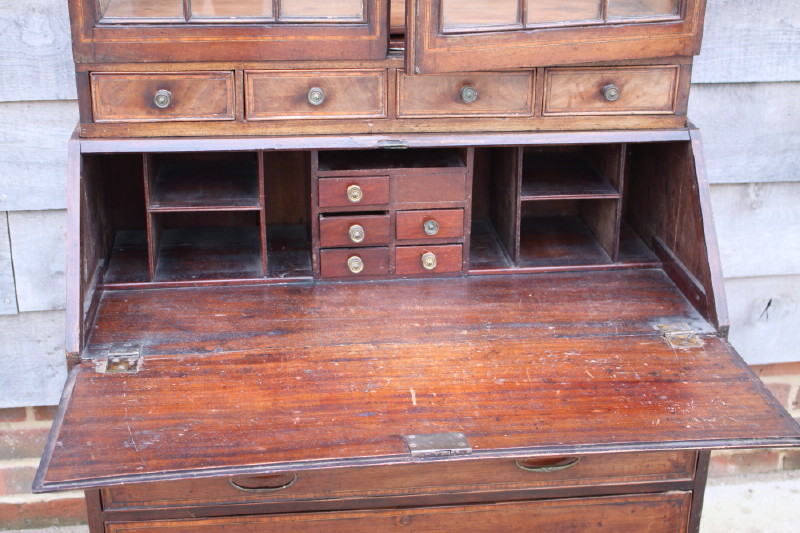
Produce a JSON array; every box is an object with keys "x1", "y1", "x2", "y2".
[
  {"x1": 689, "y1": 82, "x2": 800, "y2": 184},
  {"x1": 0, "y1": 100, "x2": 78, "y2": 211},
  {"x1": 8, "y1": 210, "x2": 66, "y2": 313},
  {"x1": 0, "y1": 0, "x2": 75, "y2": 102},
  {"x1": 0, "y1": 310, "x2": 66, "y2": 408},
  {"x1": 726, "y1": 275, "x2": 800, "y2": 366},
  {"x1": 694, "y1": 0, "x2": 800, "y2": 84},
  {"x1": 0, "y1": 213, "x2": 19, "y2": 315}
]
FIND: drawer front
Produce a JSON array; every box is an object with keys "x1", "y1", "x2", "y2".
[
  {"x1": 105, "y1": 492, "x2": 692, "y2": 532},
  {"x1": 394, "y1": 172, "x2": 467, "y2": 205},
  {"x1": 318, "y1": 177, "x2": 390, "y2": 208},
  {"x1": 396, "y1": 244, "x2": 463, "y2": 275},
  {"x1": 319, "y1": 214, "x2": 391, "y2": 248},
  {"x1": 246, "y1": 70, "x2": 387, "y2": 120},
  {"x1": 91, "y1": 72, "x2": 235, "y2": 123},
  {"x1": 320, "y1": 247, "x2": 389, "y2": 278},
  {"x1": 102, "y1": 451, "x2": 696, "y2": 510},
  {"x1": 396, "y1": 209, "x2": 464, "y2": 241},
  {"x1": 543, "y1": 66, "x2": 679, "y2": 116},
  {"x1": 398, "y1": 71, "x2": 534, "y2": 118}
]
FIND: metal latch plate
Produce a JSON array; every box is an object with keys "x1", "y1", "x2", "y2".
[
  {"x1": 404, "y1": 432, "x2": 472, "y2": 459},
  {"x1": 100, "y1": 342, "x2": 142, "y2": 373},
  {"x1": 656, "y1": 323, "x2": 703, "y2": 349}
]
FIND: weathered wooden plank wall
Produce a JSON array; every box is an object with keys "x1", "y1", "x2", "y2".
[{"x1": 0, "y1": 0, "x2": 797, "y2": 406}]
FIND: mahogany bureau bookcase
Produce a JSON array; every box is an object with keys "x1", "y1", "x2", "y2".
[{"x1": 35, "y1": 1, "x2": 800, "y2": 532}]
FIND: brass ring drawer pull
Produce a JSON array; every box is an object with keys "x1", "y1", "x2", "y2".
[
  {"x1": 308, "y1": 87, "x2": 325, "y2": 106},
  {"x1": 153, "y1": 89, "x2": 172, "y2": 109},
  {"x1": 421, "y1": 252, "x2": 437, "y2": 270},
  {"x1": 601, "y1": 84, "x2": 620, "y2": 102},
  {"x1": 515, "y1": 457, "x2": 581, "y2": 473},
  {"x1": 348, "y1": 255, "x2": 364, "y2": 274},
  {"x1": 347, "y1": 184, "x2": 363, "y2": 203},
  {"x1": 349, "y1": 224, "x2": 365, "y2": 243},
  {"x1": 423, "y1": 219, "x2": 440, "y2": 236},
  {"x1": 229, "y1": 473, "x2": 298, "y2": 493},
  {"x1": 460, "y1": 85, "x2": 478, "y2": 104}
]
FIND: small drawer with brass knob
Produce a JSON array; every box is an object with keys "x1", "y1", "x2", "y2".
[
  {"x1": 317, "y1": 177, "x2": 390, "y2": 208},
  {"x1": 395, "y1": 245, "x2": 463, "y2": 276},
  {"x1": 319, "y1": 214, "x2": 390, "y2": 248},
  {"x1": 396, "y1": 209, "x2": 464, "y2": 241},
  {"x1": 320, "y1": 248, "x2": 389, "y2": 278}
]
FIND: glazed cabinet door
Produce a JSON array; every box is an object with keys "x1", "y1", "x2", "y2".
[
  {"x1": 69, "y1": 0, "x2": 388, "y2": 62},
  {"x1": 407, "y1": 0, "x2": 706, "y2": 73}
]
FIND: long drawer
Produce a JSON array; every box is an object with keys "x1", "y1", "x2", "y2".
[{"x1": 102, "y1": 451, "x2": 696, "y2": 510}]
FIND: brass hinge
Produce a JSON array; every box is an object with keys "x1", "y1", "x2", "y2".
[
  {"x1": 656, "y1": 323, "x2": 703, "y2": 349},
  {"x1": 404, "y1": 432, "x2": 472, "y2": 459},
  {"x1": 98, "y1": 342, "x2": 142, "y2": 373}
]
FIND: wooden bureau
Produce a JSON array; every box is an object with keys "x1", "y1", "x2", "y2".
[{"x1": 35, "y1": 1, "x2": 800, "y2": 532}]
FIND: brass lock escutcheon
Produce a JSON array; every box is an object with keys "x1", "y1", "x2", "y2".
[
  {"x1": 460, "y1": 85, "x2": 478, "y2": 104},
  {"x1": 348, "y1": 255, "x2": 364, "y2": 274},
  {"x1": 421, "y1": 252, "x2": 437, "y2": 270},
  {"x1": 153, "y1": 89, "x2": 172, "y2": 109},
  {"x1": 423, "y1": 219, "x2": 440, "y2": 236},
  {"x1": 347, "y1": 184, "x2": 363, "y2": 203},
  {"x1": 601, "y1": 84, "x2": 620, "y2": 102},
  {"x1": 349, "y1": 224, "x2": 365, "y2": 243},
  {"x1": 308, "y1": 87, "x2": 325, "y2": 106}
]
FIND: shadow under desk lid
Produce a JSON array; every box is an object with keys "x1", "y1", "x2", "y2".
[{"x1": 35, "y1": 269, "x2": 800, "y2": 491}]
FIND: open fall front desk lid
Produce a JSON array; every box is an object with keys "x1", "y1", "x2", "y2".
[{"x1": 35, "y1": 269, "x2": 800, "y2": 492}]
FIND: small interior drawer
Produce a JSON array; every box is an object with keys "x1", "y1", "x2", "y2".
[
  {"x1": 245, "y1": 70, "x2": 387, "y2": 120},
  {"x1": 393, "y1": 171, "x2": 467, "y2": 205},
  {"x1": 543, "y1": 66, "x2": 679, "y2": 116},
  {"x1": 319, "y1": 247, "x2": 389, "y2": 278},
  {"x1": 91, "y1": 72, "x2": 235, "y2": 123},
  {"x1": 319, "y1": 214, "x2": 391, "y2": 248},
  {"x1": 397, "y1": 71, "x2": 534, "y2": 118},
  {"x1": 318, "y1": 176, "x2": 390, "y2": 208},
  {"x1": 395, "y1": 244, "x2": 463, "y2": 275},
  {"x1": 396, "y1": 209, "x2": 464, "y2": 241},
  {"x1": 101, "y1": 451, "x2": 696, "y2": 511}
]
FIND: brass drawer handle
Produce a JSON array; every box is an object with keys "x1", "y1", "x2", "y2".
[
  {"x1": 515, "y1": 457, "x2": 581, "y2": 473},
  {"x1": 423, "y1": 219, "x2": 440, "y2": 236},
  {"x1": 349, "y1": 224, "x2": 365, "y2": 243},
  {"x1": 229, "y1": 473, "x2": 297, "y2": 493},
  {"x1": 347, "y1": 184, "x2": 363, "y2": 203},
  {"x1": 153, "y1": 89, "x2": 172, "y2": 109},
  {"x1": 601, "y1": 84, "x2": 620, "y2": 102},
  {"x1": 460, "y1": 85, "x2": 478, "y2": 104},
  {"x1": 348, "y1": 255, "x2": 364, "y2": 274},
  {"x1": 308, "y1": 87, "x2": 325, "y2": 106},
  {"x1": 421, "y1": 252, "x2": 437, "y2": 270}
]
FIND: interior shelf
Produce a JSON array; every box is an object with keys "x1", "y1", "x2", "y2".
[
  {"x1": 520, "y1": 153, "x2": 620, "y2": 200},
  {"x1": 518, "y1": 215, "x2": 613, "y2": 268},
  {"x1": 148, "y1": 159, "x2": 261, "y2": 211}
]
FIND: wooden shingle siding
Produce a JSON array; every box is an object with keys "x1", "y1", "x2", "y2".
[{"x1": 0, "y1": 213, "x2": 19, "y2": 315}]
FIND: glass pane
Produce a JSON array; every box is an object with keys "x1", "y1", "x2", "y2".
[
  {"x1": 280, "y1": 0, "x2": 364, "y2": 20},
  {"x1": 527, "y1": 0, "x2": 602, "y2": 25},
  {"x1": 99, "y1": 0, "x2": 184, "y2": 20},
  {"x1": 191, "y1": 0, "x2": 274, "y2": 19},
  {"x1": 608, "y1": 0, "x2": 679, "y2": 19},
  {"x1": 442, "y1": 0, "x2": 521, "y2": 32}
]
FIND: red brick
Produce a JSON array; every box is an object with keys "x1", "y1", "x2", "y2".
[
  {"x1": 0, "y1": 466, "x2": 37, "y2": 496},
  {"x1": 32, "y1": 405, "x2": 58, "y2": 421},
  {"x1": 709, "y1": 449, "x2": 781, "y2": 476},
  {"x1": 0, "y1": 408, "x2": 28, "y2": 423},
  {"x1": 0, "y1": 427, "x2": 51, "y2": 460},
  {"x1": 784, "y1": 449, "x2": 800, "y2": 470},
  {"x1": 764, "y1": 383, "x2": 791, "y2": 409},
  {"x1": 751, "y1": 362, "x2": 800, "y2": 378},
  {"x1": 794, "y1": 387, "x2": 800, "y2": 410},
  {"x1": 0, "y1": 496, "x2": 87, "y2": 529}
]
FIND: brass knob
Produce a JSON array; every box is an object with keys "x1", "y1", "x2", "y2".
[
  {"x1": 348, "y1": 224, "x2": 365, "y2": 243},
  {"x1": 153, "y1": 89, "x2": 172, "y2": 109},
  {"x1": 601, "y1": 84, "x2": 620, "y2": 102},
  {"x1": 460, "y1": 86, "x2": 478, "y2": 104},
  {"x1": 347, "y1": 256, "x2": 364, "y2": 274},
  {"x1": 346, "y1": 184, "x2": 363, "y2": 203},
  {"x1": 308, "y1": 87, "x2": 325, "y2": 106},
  {"x1": 421, "y1": 252, "x2": 437, "y2": 271},
  {"x1": 423, "y1": 219, "x2": 440, "y2": 236}
]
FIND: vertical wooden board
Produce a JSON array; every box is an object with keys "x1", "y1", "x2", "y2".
[
  {"x1": 7, "y1": 210, "x2": 67, "y2": 313},
  {"x1": 725, "y1": 275, "x2": 800, "y2": 366},
  {"x1": 0, "y1": 213, "x2": 18, "y2": 315},
  {"x1": 0, "y1": 0, "x2": 76, "y2": 102},
  {"x1": 710, "y1": 183, "x2": 800, "y2": 279},
  {"x1": 0, "y1": 310, "x2": 66, "y2": 408},
  {"x1": 0, "y1": 101, "x2": 79, "y2": 211},
  {"x1": 694, "y1": 0, "x2": 800, "y2": 84},
  {"x1": 688, "y1": 83, "x2": 800, "y2": 184}
]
